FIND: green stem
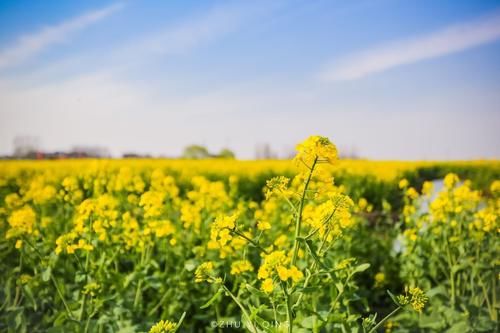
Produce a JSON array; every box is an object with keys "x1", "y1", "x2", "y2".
[
  {"x1": 492, "y1": 274, "x2": 497, "y2": 321},
  {"x1": 286, "y1": 299, "x2": 293, "y2": 333},
  {"x1": 368, "y1": 307, "x2": 401, "y2": 333},
  {"x1": 22, "y1": 236, "x2": 74, "y2": 320},
  {"x1": 134, "y1": 245, "x2": 148, "y2": 311},
  {"x1": 95, "y1": 251, "x2": 108, "y2": 277},
  {"x1": 270, "y1": 299, "x2": 278, "y2": 323},
  {"x1": 73, "y1": 253, "x2": 85, "y2": 272},
  {"x1": 148, "y1": 289, "x2": 171, "y2": 316},
  {"x1": 21, "y1": 235, "x2": 44, "y2": 259},
  {"x1": 477, "y1": 274, "x2": 494, "y2": 320},
  {"x1": 12, "y1": 251, "x2": 23, "y2": 307},
  {"x1": 279, "y1": 280, "x2": 293, "y2": 333},
  {"x1": 292, "y1": 157, "x2": 317, "y2": 266},
  {"x1": 79, "y1": 294, "x2": 88, "y2": 322},
  {"x1": 231, "y1": 228, "x2": 269, "y2": 254},
  {"x1": 51, "y1": 275, "x2": 74, "y2": 320},
  {"x1": 133, "y1": 279, "x2": 143, "y2": 310},
  {"x1": 79, "y1": 250, "x2": 91, "y2": 324},
  {"x1": 13, "y1": 285, "x2": 21, "y2": 307},
  {"x1": 83, "y1": 315, "x2": 91, "y2": 333},
  {"x1": 283, "y1": 196, "x2": 298, "y2": 215},
  {"x1": 221, "y1": 285, "x2": 258, "y2": 333},
  {"x1": 445, "y1": 239, "x2": 456, "y2": 306},
  {"x1": 293, "y1": 269, "x2": 313, "y2": 310},
  {"x1": 294, "y1": 227, "x2": 333, "y2": 310},
  {"x1": 215, "y1": 303, "x2": 223, "y2": 333},
  {"x1": 174, "y1": 312, "x2": 187, "y2": 332},
  {"x1": 327, "y1": 274, "x2": 352, "y2": 315}
]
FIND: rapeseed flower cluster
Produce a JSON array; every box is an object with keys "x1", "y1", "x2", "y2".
[
  {"x1": 149, "y1": 319, "x2": 177, "y2": 333},
  {"x1": 55, "y1": 232, "x2": 93, "y2": 255},
  {"x1": 194, "y1": 261, "x2": 221, "y2": 284},
  {"x1": 230, "y1": 259, "x2": 253, "y2": 275},
  {"x1": 397, "y1": 287, "x2": 428, "y2": 313},
  {"x1": 294, "y1": 135, "x2": 338, "y2": 166},
  {"x1": 6, "y1": 205, "x2": 36, "y2": 239},
  {"x1": 207, "y1": 213, "x2": 249, "y2": 258},
  {"x1": 255, "y1": 250, "x2": 303, "y2": 293}
]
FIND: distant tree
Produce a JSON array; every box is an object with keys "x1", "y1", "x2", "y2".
[
  {"x1": 182, "y1": 145, "x2": 210, "y2": 159},
  {"x1": 255, "y1": 143, "x2": 277, "y2": 159},
  {"x1": 217, "y1": 148, "x2": 236, "y2": 159},
  {"x1": 13, "y1": 136, "x2": 39, "y2": 158}
]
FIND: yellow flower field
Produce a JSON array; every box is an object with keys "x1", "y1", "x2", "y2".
[
  {"x1": 1, "y1": 157, "x2": 498, "y2": 181},
  {"x1": 0, "y1": 136, "x2": 498, "y2": 332}
]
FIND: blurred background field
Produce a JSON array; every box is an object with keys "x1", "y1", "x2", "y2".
[{"x1": 2, "y1": 158, "x2": 499, "y2": 207}]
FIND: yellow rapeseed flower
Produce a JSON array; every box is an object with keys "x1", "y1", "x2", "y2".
[
  {"x1": 294, "y1": 135, "x2": 338, "y2": 166},
  {"x1": 490, "y1": 180, "x2": 500, "y2": 193},
  {"x1": 405, "y1": 187, "x2": 419, "y2": 200},
  {"x1": 443, "y1": 173, "x2": 459, "y2": 189},
  {"x1": 256, "y1": 220, "x2": 271, "y2": 231},
  {"x1": 422, "y1": 181, "x2": 434, "y2": 196},
  {"x1": 7, "y1": 205, "x2": 36, "y2": 239},
  {"x1": 397, "y1": 286, "x2": 428, "y2": 313},
  {"x1": 195, "y1": 261, "x2": 220, "y2": 283},
  {"x1": 374, "y1": 272, "x2": 386, "y2": 287},
  {"x1": 261, "y1": 278, "x2": 274, "y2": 293},
  {"x1": 398, "y1": 179, "x2": 409, "y2": 189},
  {"x1": 230, "y1": 260, "x2": 253, "y2": 275},
  {"x1": 149, "y1": 319, "x2": 177, "y2": 333}
]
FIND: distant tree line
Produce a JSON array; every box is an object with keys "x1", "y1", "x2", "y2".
[{"x1": 181, "y1": 145, "x2": 235, "y2": 159}]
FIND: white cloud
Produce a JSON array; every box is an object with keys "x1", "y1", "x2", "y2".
[
  {"x1": 135, "y1": 4, "x2": 255, "y2": 55},
  {"x1": 108, "y1": 1, "x2": 281, "y2": 68},
  {"x1": 0, "y1": 1, "x2": 281, "y2": 85},
  {"x1": 320, "y1": 11, "x2": 500, "y2": 81},
  {"x1": 0, "y1": 2, "x2": 124, "y2": 70}
]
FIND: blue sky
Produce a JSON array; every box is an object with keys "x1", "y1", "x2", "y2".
[{"x1": 0, "y1": 0, "x2": 499, "y2": 159}]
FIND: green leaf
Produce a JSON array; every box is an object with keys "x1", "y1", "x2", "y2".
[
  {"x1": 200, "y1": 288, "x2": 222, "y2": 309},
  {"x1": 426, "y1": 285, "x2": 447, "y2": 298},
  {"x1": 419, "y1": 312, "x2": 444, "y2": 329},
  {"x1": 301, "y1": 316, "x2": 317, "y2": 329},
  {"x1": 14, "y1": 308, "x2": 24, "y2": 329},
  {"x1": 241, "y1": 315, "x2": 258, "y2": 333},
  {"x1": 42, "y1": 267, "x2": 51, "y2": 282},
  {"x1": 173, "y1": 312, "x2": 187, "y2": 333},
  {"x1": 473, "y1": 314, "x2": 496, "y2": 332},
  {"x1": 22, "y1": 286, "x2": 37, "y2": 311},
  {"x1": 352, "y1": 263, "x2": 370, "y2": 274},
  {"x1": 246, "y1": 284, "x2": 267, "y2": 298},
  {"x1": 296, "y1": 286, "x2": 321, "y2": 294},
  {"x1": 445, "y1": 321, "x2": 468, "y2": 333},
  {"x1": 386, "y1": 290, "x2": 400, "y2": 306},
  {"x1": 123, "y1": 272, "x2": 137, "y2": 288},
  {"x1": 184, "y1": 259, "x2": 198, "y2": 272},
  {"x1": 304, "y1": 240, "x2": 328, "y2": 270}
]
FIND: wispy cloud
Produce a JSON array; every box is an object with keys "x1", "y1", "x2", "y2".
[
  {"x1": 0, "y1": 2, "x2": 124, "y2": 70},
  {"x1": 320, "y1": 10, "x2": 500, "y2": 81},
  {"x1": 0, "y1": 1, "x2": 281, "y2": 84},
  {"x1": 113, "y1": 1, "x2": 281, "y2": 64},
  {"x1": 136, "y1": 3, "x2": 257, "y2": 55}
]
